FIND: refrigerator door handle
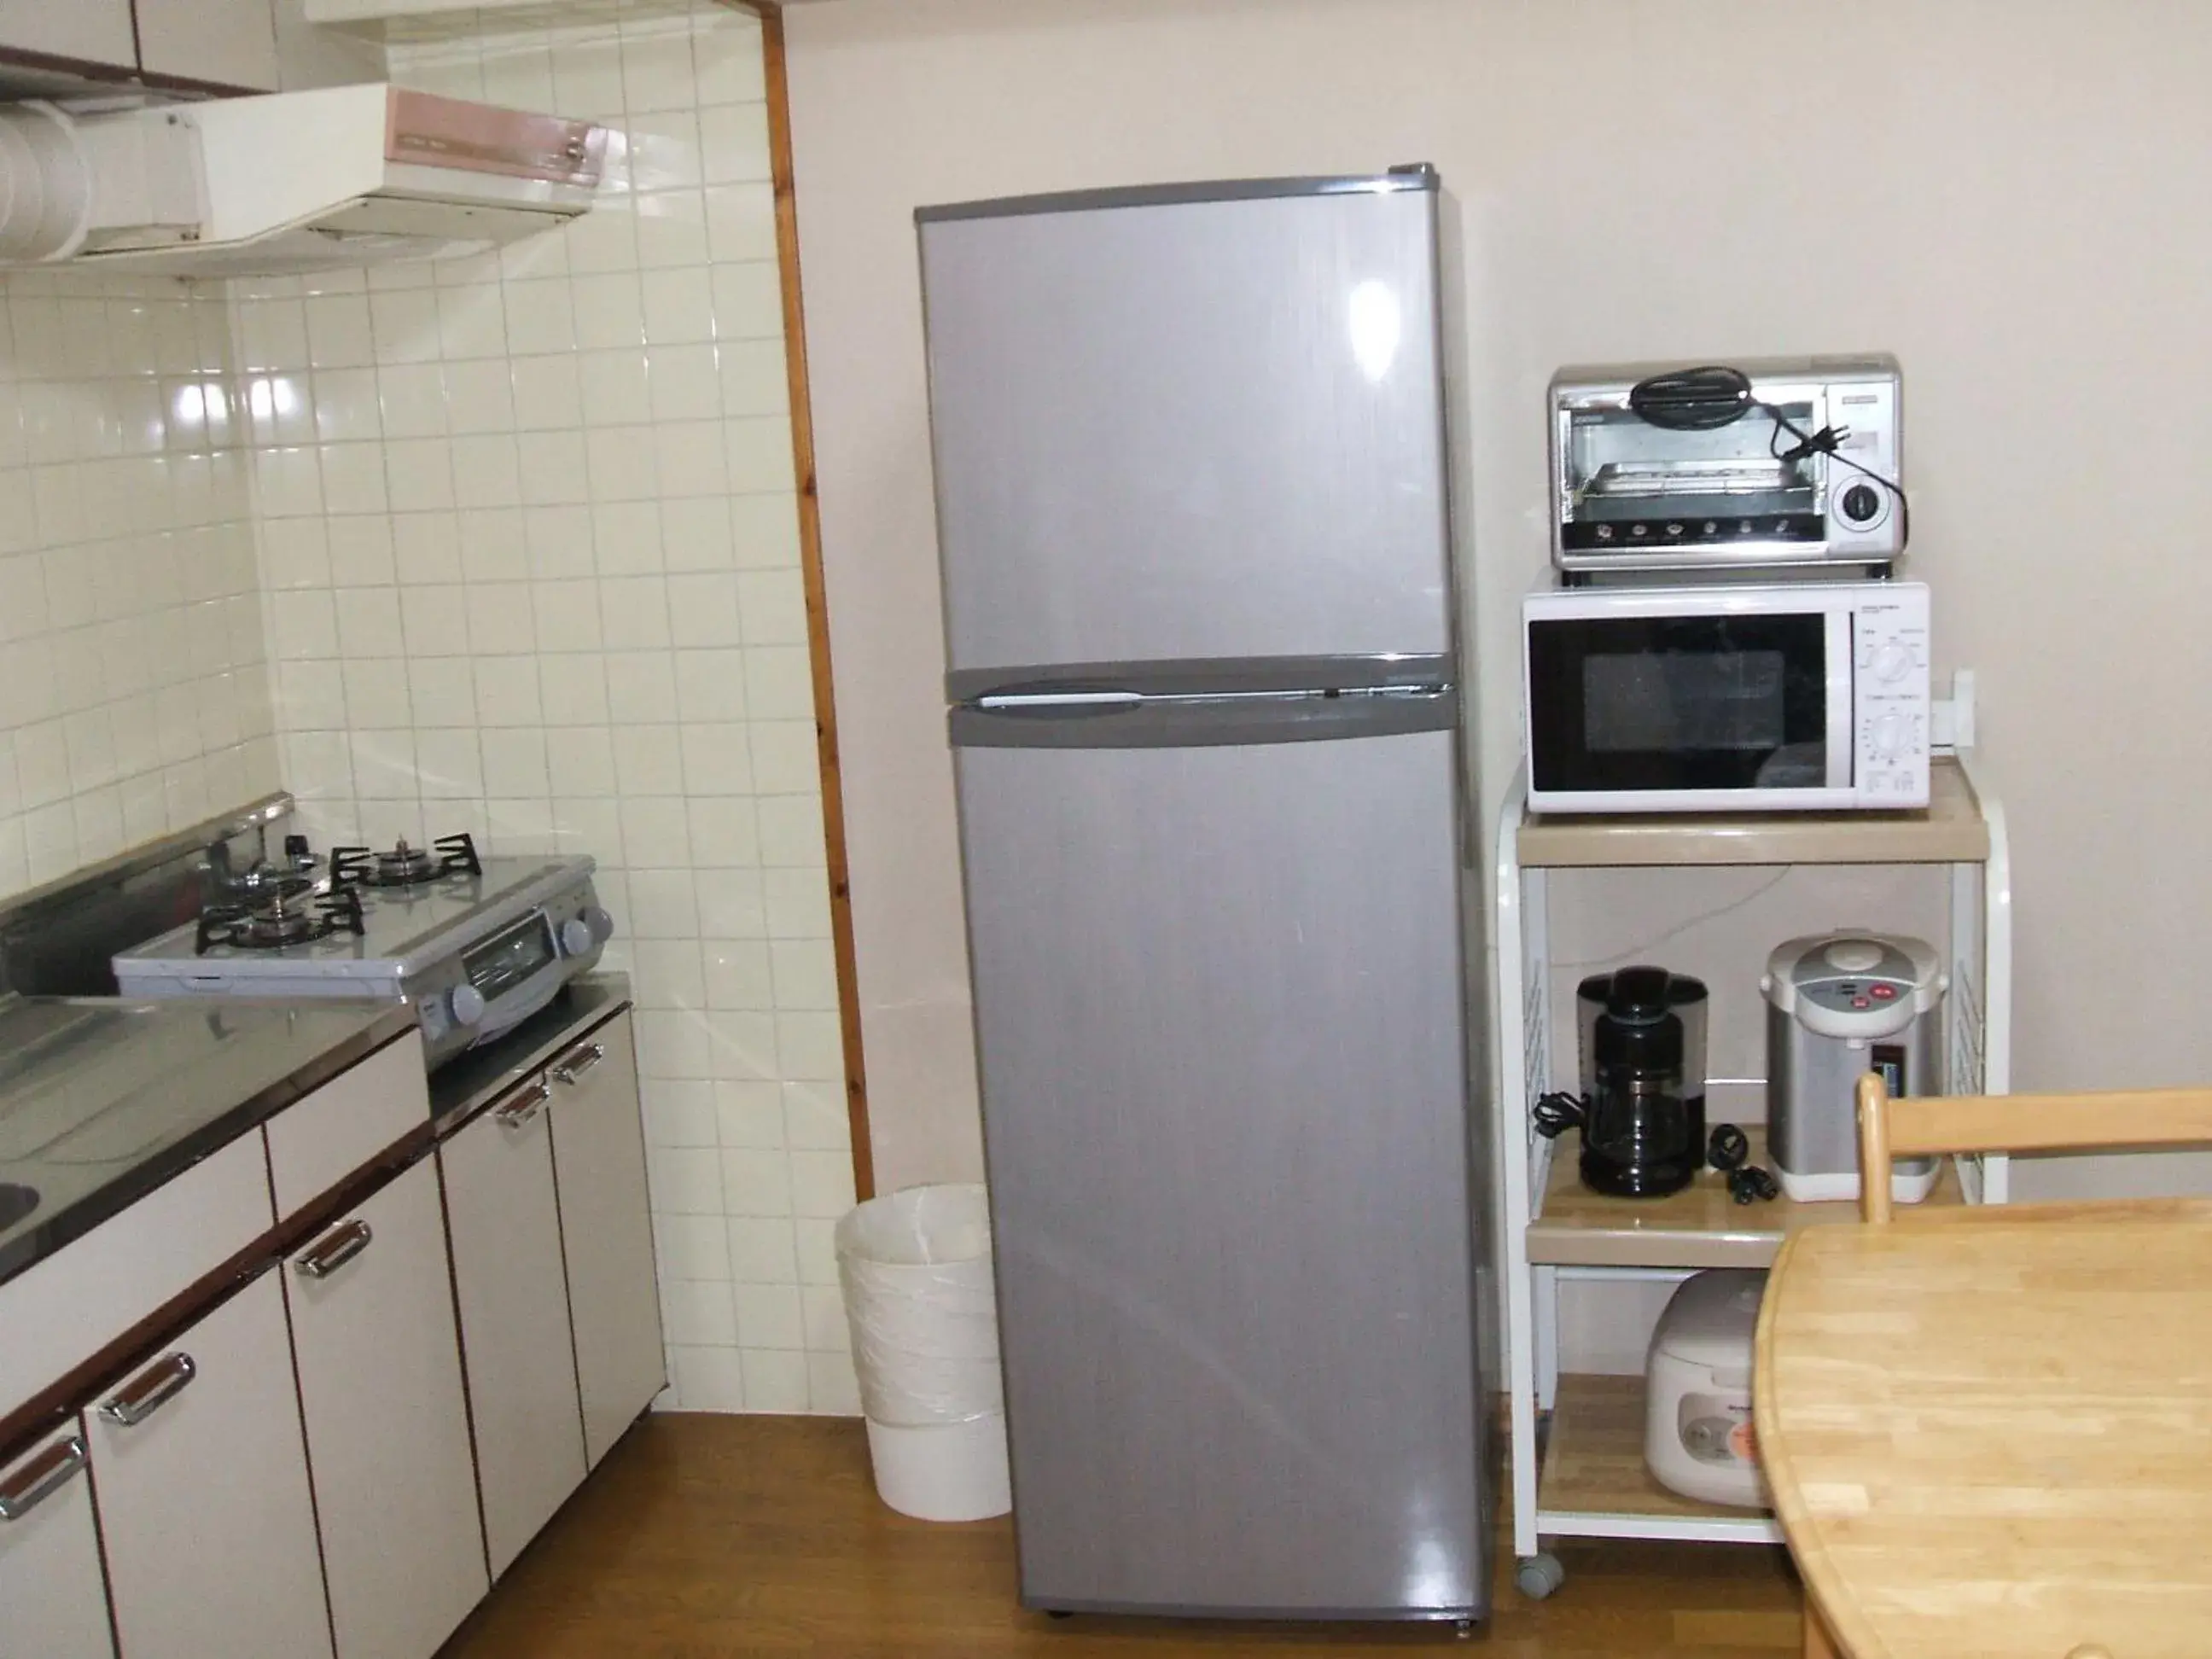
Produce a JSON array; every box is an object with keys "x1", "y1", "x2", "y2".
[
  {"x1": 952, "y1": 684, "x2": 1458, "y2": 749},
  {"x1": 976, "y1": 691, "x2": 1144, "y2": 713},
  {"x1": 948, "y1": 653, "x2": 1453, "y2": 707}
]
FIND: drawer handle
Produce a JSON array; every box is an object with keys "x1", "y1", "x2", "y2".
[
  {"x1": 294, "y1": 1219, "x2": 374, "y2": 1280},
  {"x1": 100, "y1": 1353, "x2": 197, "y2": 1427},
  {"x1": 0, "y1": 1434, "x2": 88, "y2": 1520},
  {"x1": 496, "y1": 1080, "x2": 551, "y2": 1129},
  {"x1": 551, "y1": 1041, "x2": 605, "y2": 1086}
]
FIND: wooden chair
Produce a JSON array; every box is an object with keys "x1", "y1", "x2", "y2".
[
  {"x1": 1855, "y1": 1070, "x2": 2212, "y2": 1223},
  {"x1": 1798, "y1": 1072, "x2": 2212, "y2": 1656}
]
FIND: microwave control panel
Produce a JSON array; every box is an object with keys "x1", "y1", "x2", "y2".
[{"x1": 1852, "y1": 591, "x2": 1931, "y2": 804}]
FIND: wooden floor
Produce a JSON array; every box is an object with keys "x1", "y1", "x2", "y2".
[{"x1": 438, "y1": 1415, "x2": 1804, "y2": 1657}]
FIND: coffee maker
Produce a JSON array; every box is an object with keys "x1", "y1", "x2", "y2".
[{"x1": 1574, "y1": 967, "x2": 1709, "y2": 1197}]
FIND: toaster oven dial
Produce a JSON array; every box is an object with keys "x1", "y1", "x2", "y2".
[{"x1": 1839, "y1": 483, "x2": 1883, "y2": 527}]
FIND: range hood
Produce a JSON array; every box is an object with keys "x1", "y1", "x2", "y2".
[{"x1": 0, "y1": 84, "x2": 605, "y2": 276}]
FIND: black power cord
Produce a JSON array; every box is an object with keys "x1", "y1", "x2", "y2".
[
  {"x1": 1627, "y1": 364, "x2": 1910, "y2": 548},
  {"x1": 1534, "y1": 1094, "x2": 1778, "y2": 1204},
  {"x1": 1531, "y1": 1091, "x2": 1585, "y2": 1139},
  {"x1": 1705, "y1": 1121, "x2": 1778, "y2": 1205}
]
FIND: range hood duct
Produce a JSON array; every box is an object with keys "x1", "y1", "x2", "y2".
[{"x1": 0, "y1": 84, "x2": 605, "y2": 276}]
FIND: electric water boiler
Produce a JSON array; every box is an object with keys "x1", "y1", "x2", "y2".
[
  {"x1": 1763, "y1": 933, "x2": 1945, "y2": 1203},
  {"x1": 1574, "y1": 966, "x2": 1708, "y2": 1197}
]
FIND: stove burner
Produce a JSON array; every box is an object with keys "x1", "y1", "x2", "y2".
[
  {"x1": 227, "y1": 867, "x2": 315, "y2": 907},
  {"x1": 241, "y1": 900, "x2": 323, "y2": 948},
  {"x1": 330, "y1": 832, "x2": 484, "y2": 890},
  {"x1": 195, "y1": 887, "x2": 367, "y2": 957}
]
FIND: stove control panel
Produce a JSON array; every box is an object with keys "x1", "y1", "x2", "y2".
[{"x1": 411, "y1": 878, "x2": 612, "y2": 1064}]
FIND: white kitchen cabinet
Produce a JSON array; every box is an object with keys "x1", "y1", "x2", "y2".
[
  {"x1": 135, "y1": 0, "x2": 282, "y2": 89},
  {"x1": 546, "y1": 1012, "x2": 665, "y2": 1466},
  {"x1": 91, "y1": 1272, "x2": 334, "y2": 1659},
  {"x1": 272, "y1": 0, "x2": 384, "y2": 90},
  {"x1": 0, "y1": 0, "x2": 135, "y2": 71},
  {"x1": 441, "y1": 1077, "x2": 588, "y2": 1580},
  {"x1": 287, "y1": 1155, "x2": 487, "y2": 1659},
  {"x1": 265, "y1": 1031, "x2": 428, "y2": 1221},
  {"x1": 0, "y1": 1130, "x2": 273, "y2": 1423},
  {"x1": 0, "y1": 1417, "x2": 114, "y2": 1659}
]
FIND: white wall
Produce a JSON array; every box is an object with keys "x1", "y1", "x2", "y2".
[
  {"x1": 242, "y1": 3, "x2": 860, "y2": 1414},
  {"x1": 0, "y1": 273, "x2": 276, "y2": 899},
  {"x1": 786, "y1": 0, "x2": 2212, "y2": 1202}
]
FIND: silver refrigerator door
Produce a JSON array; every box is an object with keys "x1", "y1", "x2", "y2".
[
  {"x1": 953, "y1": 697, "x2": 1484, "y2": 1619},
  {"x1": 918, "y1": 180, "x2": 1450, "y2": 675}
]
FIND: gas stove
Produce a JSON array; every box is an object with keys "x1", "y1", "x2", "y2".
[{"x1": 110, "y1": 831, "x2": 614, "y2": 1071}]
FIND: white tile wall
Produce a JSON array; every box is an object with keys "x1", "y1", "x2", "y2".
[
  {"x1": 0, "y1": 274, "x2": 278, "y2": 899},
  {"x1": 239, "y1": 3, "x2": 859, "y2": 1414}
]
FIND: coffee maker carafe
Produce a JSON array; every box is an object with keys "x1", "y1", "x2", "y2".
[{"x1": 1575, "y1": 966, "x2": 1708, "y2": 1198}]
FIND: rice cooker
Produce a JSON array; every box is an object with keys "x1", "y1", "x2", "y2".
[
  {"x1": 1763, "y1": 932, "x2": 1946, "y2": 1204},
  {"x1": 1644, "y1": 1269, "x2": 1767, "y2": 1509}
]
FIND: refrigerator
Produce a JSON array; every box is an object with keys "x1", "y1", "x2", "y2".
[{"x1": 917, "y1": 169, "x2": 1491, "y2": 1623}]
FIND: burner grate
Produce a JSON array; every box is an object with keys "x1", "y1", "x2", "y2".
[
  {"x1": 329, "y1": 831, "x2": 484, "y2": 890},
  {"x1": 195, "y1": 886, "x2": 366, "y2": 956}
]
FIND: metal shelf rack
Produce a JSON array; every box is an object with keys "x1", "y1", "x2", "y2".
[{"x1": 1492, "y1": 678, "x2": 2011, "y2": 1595}]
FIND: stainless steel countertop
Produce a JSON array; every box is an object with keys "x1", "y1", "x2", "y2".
[{"x1": 0, "y1": 995, "x2": 417, "y2": 1286}]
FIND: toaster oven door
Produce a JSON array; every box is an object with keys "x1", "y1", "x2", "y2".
[
  {"x1": 1525, "y1": 608, "x2": 1851, "y2": 809},
  {"x1": 1558, "y1": 395, "x2": 1827, "y2": 565}
]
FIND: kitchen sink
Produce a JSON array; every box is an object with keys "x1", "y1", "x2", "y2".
[{"x1": 0, "y1": 1182, "x2": 38, "y2": 1231}]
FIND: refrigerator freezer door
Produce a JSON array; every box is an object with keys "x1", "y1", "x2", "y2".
[
  {"x1": 919, "y1": 186, "x2": 1451, "y2": 674},
  {"x1": 954, "y1": 727, "x2": 1485, "y2": 1618}
]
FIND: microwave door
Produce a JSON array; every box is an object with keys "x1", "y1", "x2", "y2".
[
  {"x1": 1823, "y1": 607, "x2": 1853, "y2": 793},
  {"x1": 1523, "y1": 608, "x2": 1840, "y2": 812}
]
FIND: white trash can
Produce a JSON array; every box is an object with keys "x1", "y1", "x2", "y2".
[{"x1": 835, "y1": 1183, "x2": 1011, "y2": 1522}]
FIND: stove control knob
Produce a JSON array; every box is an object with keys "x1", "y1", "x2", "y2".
[
  {"x1": 449, "y1": 984, "x2": 487, "y2": 1027},
  {"x1": 572, "y1": 905, "x2": 614, "y2": 949}
]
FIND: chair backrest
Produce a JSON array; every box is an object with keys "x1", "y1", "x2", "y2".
[{"x1": 1854, "y1": 1072, "x2": 2212, "y2": 1222}]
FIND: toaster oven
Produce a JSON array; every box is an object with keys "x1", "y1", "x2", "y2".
[{"x1": 1551, "y1": 357, "x2": 1905, "y2": 575}]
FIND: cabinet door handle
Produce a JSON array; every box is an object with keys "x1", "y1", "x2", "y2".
[
  {"x1": 496, "y1": 1080, "x2": 551, "y2": 1128},
  {"x1": 100, "y1": 1353, "x2": 198, "y2": 1427},
  {"x1": 0, "y1": 1434, "x2": 88, "y2": 1520},
  {"x1": 294, "y1": 1218, "x2": 374, "y2": 1280},
  {"x1": 551, "y1": 1041, "x2": 605, "y2": 1086}
]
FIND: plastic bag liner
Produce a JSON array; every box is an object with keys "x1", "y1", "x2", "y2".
[{"x1": 835, "y1": 1183, "x2": 1002, "y2": 1429}]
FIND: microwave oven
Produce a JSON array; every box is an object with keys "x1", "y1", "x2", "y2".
[{"x1": 1522, "y1": 581, "x2": 1930, "y2": 814}]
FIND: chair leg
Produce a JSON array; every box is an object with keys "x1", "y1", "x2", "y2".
[{"x1": 1804, "y1": 1602, "x2": 1840, "y2": 1659}]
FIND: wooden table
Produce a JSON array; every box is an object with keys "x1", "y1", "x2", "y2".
[{"x1": 1755, "y1": 1197, "x2": 2212, "y2": 1659}]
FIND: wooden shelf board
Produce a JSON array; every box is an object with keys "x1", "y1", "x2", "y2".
[
  {"x1": 1539, "y1": 1372, "x2": 1770, "y2": 1523},
  {"x1": 1527, "y1": 1126, "x2": 1964, "y2": 1269},
  {"x1": 1517, "y1": 755, "x2": 1988, "y2": 869}
]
